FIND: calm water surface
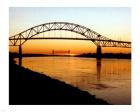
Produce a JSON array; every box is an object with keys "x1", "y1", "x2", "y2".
[{"x1": 16, "y1": 57, "x2": 131, "y2": 104}]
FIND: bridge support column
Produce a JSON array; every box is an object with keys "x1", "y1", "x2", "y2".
[
  {"x1": 96, "y1": 46, "x2": 102, "y2": 59},
  {"x1": 18, "y1": 45, "x2": 22, "y2": 66}
]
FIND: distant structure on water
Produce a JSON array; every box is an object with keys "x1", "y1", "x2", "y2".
[{"x1": 52, "y1": 49, "x2": 70, "y2": 55}]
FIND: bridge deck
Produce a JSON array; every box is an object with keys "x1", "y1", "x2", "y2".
[{"x1": 9, "y1": 37, "x2": 131, "y2": 44}]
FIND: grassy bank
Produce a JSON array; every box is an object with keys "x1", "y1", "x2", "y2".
[{"x1": 9, "y1": 56, "x2": 109, "y2": 105}]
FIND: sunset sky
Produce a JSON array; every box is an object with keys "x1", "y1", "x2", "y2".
[{"x1": 9, "y1": 7, "x2": 131, "y2": 55}]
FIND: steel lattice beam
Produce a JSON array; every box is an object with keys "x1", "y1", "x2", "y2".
[{"x1": 9, "y1": 22, "x2": 131, "y2": 48}]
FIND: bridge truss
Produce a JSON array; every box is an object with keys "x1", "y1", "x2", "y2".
[{"x1": 9, "y1": 22, "x2": 131, "y2": 48}]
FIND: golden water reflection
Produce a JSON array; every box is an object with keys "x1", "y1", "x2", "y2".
[{"x1": 15, "y1": 57, "x2": 131, "y2": 104}]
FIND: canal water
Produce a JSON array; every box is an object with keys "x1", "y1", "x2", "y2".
[{"x1": 16, "y1": 57, "x2": 131, "y2": 105}]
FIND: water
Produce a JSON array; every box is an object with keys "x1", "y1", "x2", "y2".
[{"x1": 15, "y1": 57, "x2": 131, "y2": 104}]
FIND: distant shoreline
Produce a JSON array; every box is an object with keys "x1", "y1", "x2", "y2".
[
  {"x1": 75, "y1": 53, "x2": 131, "y2": 59},
  {"x1": 10, "y1": 52, "x2": 131, "y2": 59}
]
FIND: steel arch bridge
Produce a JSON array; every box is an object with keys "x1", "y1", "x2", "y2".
[
  {"x1": 9, "y1": 22, "x2": 131, "y2": 59},
  {"x1": 9, "y1": 22, "x2": 131, "y2": 48}
]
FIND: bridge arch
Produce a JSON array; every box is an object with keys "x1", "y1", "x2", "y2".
[{"x1": 9, "y1": 22, "x2": 110, "y2": 46}]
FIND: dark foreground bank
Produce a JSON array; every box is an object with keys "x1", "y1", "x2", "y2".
[{"x1": 9, "y1": 57, "x2": 109, "y2": 105}]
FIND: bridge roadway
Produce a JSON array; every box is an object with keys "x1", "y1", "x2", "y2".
[
  {"x1": 9, "y1": 37, "x2": 129, "y2": 42},
  {"x1": 9, "y1": 37, "x2": 131, "y2": 47}
]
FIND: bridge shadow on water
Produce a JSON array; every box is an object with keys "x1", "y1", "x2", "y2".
[{"x1": 9, "y1": 54, "x2": 109, "y2": 105}]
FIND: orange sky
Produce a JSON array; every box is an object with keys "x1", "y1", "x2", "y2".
[
  {"x1": 9, "y1": 7, "x2": 131, "y2": 54},
  {"x1": 9, "y1": 39, "x2": 131, "y2": 55}
]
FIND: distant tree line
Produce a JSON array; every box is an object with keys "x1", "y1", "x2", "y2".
[
  {"x1": 9, "y1": 52, "x2": 131, "y2": 59},
  {"x1": 75, "y1": 53, "x2": 131, "y2": 59}
]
